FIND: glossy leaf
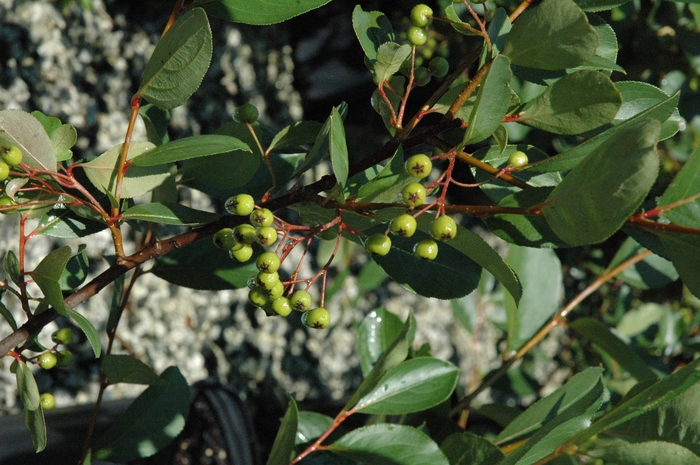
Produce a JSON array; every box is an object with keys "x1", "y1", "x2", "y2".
[
  {"x1": 374, "y1": 42, "x2": 411, "y2": 84},
  {"x1": 82, "y1": 141, "x2": 171, "y2": 199},
  {"x1": 518, "y1": 71, "x2": 621, "y2": 134},
  {"x1": 130, "y1": 135, "x2": 250, "y2": 166},
  {"x1": 328, "y1": 424, "x2": 449, "y2": 465},
  {"x1": 0, "y1": 109, "x2": 56, "y2": 170},
  {"x1": 151, "y1": 237, "x2": 258, "y2": 290},
  {"x1": 296, "y1": 411, "x2": 334, "y2": 445},
  {"x1": 93, "y1": 366, "x2": 189, "y2": 462},
  {"x1": 462, "y1": 55, "x2": 512, "y2": 146},
  {"x1": 268, "y1": 121, "x2": 322, "y2": 153},
  {"x1": 354, "y1": 357, "x2": 458, "y2": 415},
  {"x1": 614, "y1": 81, "x2": 682, "y2": 141},
  {"x1": 505, "y1": 246, "x2": 562, "y2": 352},
  {"x1": 121, "y1": 203, "x2": 220, "y2": 227},
  {"x1": 352, "y1": 5, "x2": 394, "y2": 63},
  {"x1": 658, "y1": 231, "x2": 700, "y2": 298},
  {"x1": 608, "y1": 237, "x2": 678, "y2": 289},
  {"x1": 542, "y1": 119, "x2": 660, "y2": 245},
  {"x1": 203, "y1": 0, "x2": 331, "y2": 25},
  {"x1": 37, "y1": 209, "x2": 107, "y2": 239},
  {"x1": 574, "y1": 0, "x2": 634, "y2": 12},
  {"x1": 138, "y1": 8, "x2": 212, "y2": 109},
  {"x1": 329, "y1": 106, "x2": 349, "y2": 188},
  {"x1": 358, "y1": 307, "x2": 404, "y2": 377},
  {"x1": 103, "y1": 354, "x2": 169, "y2": 386},
  {"x1": 66, "y1": 308, "x2": 101, "y2": 358},
  {"x1": 571, "y1": 318, "x2": 657, "y2": 382},
  {"x1": 50, "y1": 124, "x2": 77, "y2": 161},
  {"x1": 29, "y1": 246, "x2": 72, "y2": 315},
  {"x1": 502, "y1": 0, "x2": 598, "y2": 70},
  {"x1": 58, "y1": 244, "x2": 89, "y2": 291},
  {"x1": 441, "y1": 432, "x2": 505, "y2": 465},
  {"x1": 4, "y1": 250, "x2": 20, "y2": 286},
  {"x1": 267, "y1": 397, "x2": 298, "y2": 465},
  {"x1": 16, "y1": 360, "x2": 41, "y2": 411},
  {"x1": 587, "y1": 441, "x2": 700, "y2": 465}
]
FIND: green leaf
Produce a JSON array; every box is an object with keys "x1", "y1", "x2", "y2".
[
  {"x1": 518, "y1": 71, "x2": 621, "y2": 134},
  {"x1": 329, "y1": 107, "x2": 349, "y2": 188},
  {"x1": 575, "y1": 0, "x2": 634, "y2": 12},
  {"x1": 58, "y1": 244, "x2": 89, "y2": 291},
  {"x1": 503, "y1": 0, "x2": 598, "y2": 70},
  {"x1": 505, "y1": 246, "x2": 562, "y2": 352},
  {"x1": 50, "y1": 124, "x2": 77, "y2": 161},
  {"x1": 267, "y1": 397, "x2": 298, "y2": 465},
  {"x1": 374, "y1": 42, "x2": 412, "y2": 84},
  {"x1": 614, "y1": 81, "x2": 682, "y2": 141},
  {"x1": 138, "y1": 8, "x2": 212, "y2": 109},
  {"x1": 371, "y1": 76, "x2": 403, "y2": 135},
  {"x1": 357, "y1": 258, "x2": 389, "y2": 292},
  {"x1": 139, "y1": 104, "x2": 170, "y2": 146},
  {"x1": 37, "y1": 209, "x2": 107, "y2": 239},
  {"x1": 0, "y1": 300, "x2": 17, "y2": 331},
  {"x1": 296, "y1": 411, "x2": 334, "y2": 445},
  {"x1": 328, "y1": 424, "x2": 449, "y2": 465},
  {"x1": 571, "y1": 318, "x2": 658, "y2": 382},
  {"x1": 67, "y1": 308, "x2": 101, "y2": 358},
  {"x1": 31, "y1": 110, "x2": 62, "y2": 137},
  {"x1": 4, "y1": 250, "x2": 20, "y2": 286},
  {"x1": 0, "y1": 109, "x2": 56, "y2": 170},
  {"x1": 82, "y1": 141, "x2": 171, "y2": 199},
  {"x1": 24, "y1": 404, "x2": 47, "y2": 452},
  {"x1": 202, "y1": 0, "x2": 331, "y2": 25},
  {"x1": 29, "y1": 246, "x2": 72, "y2": 315},
  {"x1": 542, "y1": 119, "x2": 660, "y2": 245},
  {"x1": 93, "y1": 366, "x2": 189, "y2": 462},
  {"x1": 587, "y1": 441, "x2": 700, "y2": 465},
  {"x1": 352, "y1": 5, "x2": 394, "y2": 63},
  {"x1": 16, "y1": 360, "x2": 41, "y2": 411},
  {"x1": 353, "y1": 357, "x2": 459, "y2": 415},
  {"x1": 130, "y1": 135, "x2": 250, "y2": 167},
  {"x1": 268, "y1": 121, "x2": 322, "y2": 154},
  {"x1": 121, "y1": 203, "x2": 220, "y2": 227},
  {"x1": 485, "y1": 8, "x2": 512, "y2": 58},
  {"x1": 357, "y1": 148, "x2": 415, "y2": 203},
  {"x1": 616, "y1": 303, "x2": 666, "y2": 338},
  {"x1": 103, "y1": 354, "x2": 169, "y2": 386},
  {"x1": 462, "y1": 55, "x2": 512, "y2": 146},
  {"x1": 659, "y1": 146, "x2": 700, "y2": 228},
  {"x1": 358, "y1": 307, "x2": 404, "y2": 377},
  {"x1": 608, "y1": 237, "x2": 678, "y2": 289},
  {"x1": 151, "y1": 237, "x2": 257, "y2": 290},
  {"x1": 441, "y1": 432, "x2": 504, "y2": 465},
  {"x1": 293, "y1": 103, "x2": 348, "y2": 180},
  {"x1": 658, "y1": 231, "x2": 700, "y2": 298}
]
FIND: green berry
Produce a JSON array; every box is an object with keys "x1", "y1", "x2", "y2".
[
  {"x1": 271, "y1": 297, "x2": 292, "y2": 317},
  {"x1": 414, "y1": 239, "x2": 438, "y2": 260},
  {"x1": 256, "y1": 226, "x2": 278, "y2": 246},
  {"x1": 250, "y1": 208, "x2": 274, "y2": 228},
  {"x1": 410, "y1": 4, "x2": 433, "y2": 27},
  {"x1": 233, "y1": 224, "x2": 257, "y2": 244},
  {"x1": 405, "y1": 154, "x2": 433, "y2": 179},
  {"x1": 268, "y1": 281, "x2": 285, "y2": 300},
  {"x1": 248, "y1": 286, "x2": 269, "y2": 307},
  {"x1": 290, "y1": 290, "x2": 312, "y2": 312},
  {"x1": 225, "y1": 193, "x2": 255, "y2": 216},
  {"x1": 229, "y1": 243, "x2": 254, "y2": 262},
  {"x1": 429, "y1": 57, "x2": 449, "y2": 78},
  {"x1": 0, "y1": 161, "x2": 9, "y2": 182},
  {"x1": 508, "y1": 150, "x2": 529, "y2": 168},
  {"x1": 56, "y1": 350, "x2": 73, "y2": 368},
  {"x1": 414, "y1": 66, "x2": 432, "y2": 86},
  {"x1": 390, "y1": 214, "x2": 418, "y2": 237},
  {"x1": 0, "y1": 196, "x2": 17, "y2": 214},
  {"x1": 257, "y1": 271, "x2": 280, "y2": 290},
  {"x1": 302, "y1": 307, "x2": 331, "y2": 329},
  {"x1": 2, "y1": 146, "x2": 22, "y2": 167},
  {"x1": 407, "y1": 26, "x2": 428, "y2": 46},
  {"x1": 51, "y1": 328, "x2": 74, "y2": 345},
  {"x1": 234, "y1": 103, "x2": 259, "y2": 124},
  {"x1": 431, "y1": 215, "x2": 457, "y2": 241},
  {"x1": 40, "y1": 393, "x2": 56, "y2": 410},
  {"x1": 213, "y1": 228, "x2": 237, "y2": 250},
  {"x1": 402, "y1": 182, "x2": 427, "y2": 206},
  {"x1": 39, "y1": 352, "x2": 57, "y2": 370},
  {"x1": 256, "y1": 252, "x2": 281, "y2": 273},
  {"x1": 365, "y1": 233, "x2": 392, "y2": 256}
]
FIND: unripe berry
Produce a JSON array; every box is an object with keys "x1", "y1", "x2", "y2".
[
  {"x1": 290, "y1": 290, "x2": 312, "y2": 312},
  {"x1": 229, "y1": 243, "x2": 254, "y2": 262},
  {"x1": 40, "y1": 393, "x2": 56, "y2": 410},
  {"x1": 405, "y1": 154, "x2": 432, "y2": 179},
  {"x1": 414, "y1": 66, "x2": 432, "y2": 86},
  {"x1": 268, "y1": 281, "x2": 285, "y2": 300},
  {"x1": 233, "y1": 224, "x2": 257, "y2": 244},
  {"x1": 414, "y1": 239, "x2": 438, "y2": 260},
  {"x1": 429, "y1": 57, "x2": 449, "y2": 78},
  {"x1": 213, "y1": 228, "x2": 237, "y2": 250},
  {"x1": 271, "y1": 297, "x2": 292, "y2": 317},
  {"x1": 51, "y1": 328, "x2": 74, "y2": 345},
  {"x1": 410, "y1": 4, "x2": 433, "y2": 27},
  {"x1": 225, "y1": 193, "x2": 255, "y2": 216},
  {"x1": 2, "y1": 146, "x2": 22, "y2": 167},
  {"x1": 39, "y1": 352, "x2": 58, "y2": 370},
  {"x1": 402, "y1": 182, "x2": 427, "y2": 207},
  {"x1": 0, "y1": 196, "x2": 17, "y2": 215},
  {"x1": 508, "y1": 150, "x2": 529, "y2": 168},
  {"x1": 257, "y1": 271, "x2": 280, "y2": 290},
  {"x1": 56, "y1": 350, "x2": 73, "y2": 367},
  {"x1": 234, "y1": 103, "x2": 259, "y2": 124},
  {"x1": 431, "y1": 215, "x2": 458, "y2": 241},
  {"x1": 365, "y1": 233, "x2": 392, "y2": 256},
  {"x1": 248, "y1": 286, "x2": 269, "y2": 307},
  {"x1": 256, "y1": 226, "x2": 278, "y2": 246},
  {"x1": 302, "y1": 307, "x2": 331, "y2": 329},
  {"x1": 390, "y1": 214, "x2": 418, "y2": 237},
  {"x1": 407, "y1": 26, "x2": 428, "y2": 46},
  {"x1": 250, "y1": 208, "x2": 274, "y2": 227},
  {"x1": 0, "y1": 161, "x2": 10, "y2": 182},
  {"x1": 256, "y1": 252, "x2": 281, "y2": 273}
]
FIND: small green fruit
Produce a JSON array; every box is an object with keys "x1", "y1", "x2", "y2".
[
  {"x1": 0, "y1": 161, "x2": 10, "y2": 182},
  {"x1": 213, "y1": 228, "x2": 237, "y2": 250},
  {"x1": 290, "y1": 290, "x2": 312, "y2": 312},
  {"x1": 0, "y1": 196, "x2": 17, "y2": 214},
  {"x1": 390, "y1": 214, "x2": 418, "y2": 237},
  {"x1": 256, "y1": 252, "x2": 281, "y2": 273},
  {"x1": 302, "y1": 307, "x2": 331, "y2": 329},
  {"x1": 365, "y1": 233, "x2": 392, "y2": 256},
  {"x1": 413, "y1": 239, "x2": 438, "y2": 260},
  {"x1": 234, "y1": 103, "x2": 259, "y2": 124},
  {"x1": 229, "y1": 243, "x2": 254, "y2": 262},
  {"x1": 40, "y1": 393, "x2": 56, "y2": 410},
  {"x1": 414, "y1": 66, "x2": 432, "y2": 86},
  {"x1": 56, "y1": 350, "x2": 73, "y2": 368},
  {"x1": 2, "y1": 146, "x2": 22, "y2": 167},
  {"x1": 405, "y1": 154, "x2": 432, "y2": 179},
  {"x1": 410, "y1": 4, "x2": 433, "y2": 27},
  {"x1": 271, "y1": 297, "x2": 292, "y2": 317},
  {"x1": 233, "y1": 224, "x2": 257, "y2": 244},
  {"x1": 250, "y1": 208, "x2": 274, "y2": 228},
  {"x1": 248, "y1": 286, "x2": 269, "y2": 307},
  {"x1": 51, "y1": 328, "x2": 74, "y2": 345},
  {"x1": 508, "y1": 150, "x2": 529, "y2": 168},
  {"x1": 39, "y1": 352, "x2": 58, "y2": 370},
  {"x1": 407, "y1": 26, "x2": 428, "y2": 46},
  {"x1": 429, "y1": 57, "x2": 449, "y2": 78},
  {"x1": 256, "y1": 226, "x2": 278, "y2": 246},
  {"x1": 225, "y1": 193, "x2": 255, "y2": 216},
  {"x1": 431, "y1": 215, "x2": 457, "y2": 241},
  {"x1": 268, "y1": 281, "x2": 285, "y2": 300},
  {"x1": 402, "y1": 182, "x2": 427, "y2": 207},
  {"x1": 257, "y1": 271, "x2": 280, "y2": 290}
]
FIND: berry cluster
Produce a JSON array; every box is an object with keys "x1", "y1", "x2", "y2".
[
  {"x1": 0, "y1": 145, "x2": 24, "y2": 213},
  {"x1": 405, "y1": 5, "x2": 450, "y2": 86}
]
